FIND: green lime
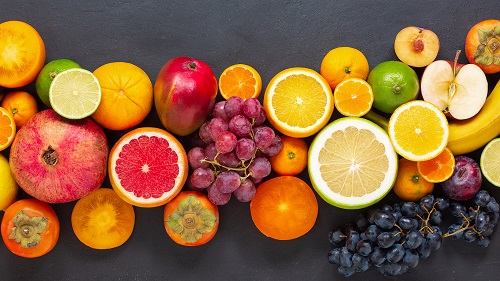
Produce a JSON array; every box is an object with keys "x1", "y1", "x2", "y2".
[
  {"x1": 49, "y1": 68, "x2": 101, "y2": 119},
  {"x1": 367, "y1": 60, "x2": 419, "y2": 113},
  {"x1": 35, "y1": 59, "x2": 81, "y2": 107}
]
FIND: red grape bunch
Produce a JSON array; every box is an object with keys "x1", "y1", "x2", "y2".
[{"x1": 187, "y1": 96, "x2": 282, "y2": 205}]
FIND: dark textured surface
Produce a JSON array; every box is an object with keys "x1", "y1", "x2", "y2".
[{"x1": 1, "y1": 1, "x2": 500, "y2": 280}]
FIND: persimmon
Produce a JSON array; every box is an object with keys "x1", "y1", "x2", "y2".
[
  {"x1": 465, "y1": 19, "x2": 500, "y2": 74},
  {"x1": 0, "y1": 21, "x2": 45, "y2": 88}
]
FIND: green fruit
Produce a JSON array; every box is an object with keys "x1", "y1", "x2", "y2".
[
  {"x1": 35, "y1": 59, "x2": 81, "y2": 107},
  {"x1": 367, "y1": 60, "x2": 419, "y2": 113}
]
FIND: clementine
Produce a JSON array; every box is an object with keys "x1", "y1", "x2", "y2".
[
  {"x1": 320, "y1": 46, "x2": 369, "y2": 90},
  {"x1": 393, "y1": 158, "x2": 434, "y2": 201},
  {"x1": 270, "y1": 135, "x2": 308, "y2": 176},
  {"x1": 0, "y1": 91, "x2": 38, "y2": 129}
]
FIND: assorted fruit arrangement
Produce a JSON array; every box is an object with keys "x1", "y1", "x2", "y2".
[{"x1": 1, "y1": 17, "x2": 500, "y2": 278}]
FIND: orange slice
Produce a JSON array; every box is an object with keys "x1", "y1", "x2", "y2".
[
  {"x1": 108, "y1": 127, "x2": 188, "y2": 208},
  {"x1": 417, "y1": 147, "x2": 455, "y2": 183},
  {"x1": 263, "y1": 67, "x2": 334, "y2": 138},
  {"x1": 250, "y1": 176, "x2": 318, "y2": 240},
  {"x1": 388, "y1": 100, "x2": 449, "y2": 161},
  {"x1": 0, "y1": 107, "x2": 16, "y2": 151},
  {"x1": 334, "y1": 78, "x2": 374, "y2": 117},
  {"x1": 218, "y1": 64, "x2": 262, "y2": 100}
]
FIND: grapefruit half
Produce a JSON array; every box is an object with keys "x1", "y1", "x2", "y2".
[{"x1": 109, "y1": 127, "x2": 188, "y2": 208}]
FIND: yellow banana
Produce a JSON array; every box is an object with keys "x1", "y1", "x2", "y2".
[{"x1": 364, "y1": 77, "x2": 500, "y2": 156}]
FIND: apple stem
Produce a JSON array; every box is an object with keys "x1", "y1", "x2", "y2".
[{"x1": 453, "y1": 50, "x2": 461, "y2": 77}]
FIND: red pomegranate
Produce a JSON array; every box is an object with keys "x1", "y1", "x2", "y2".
[{"x1": 9, "y1": 109, "x2": 108, "y2": 203}]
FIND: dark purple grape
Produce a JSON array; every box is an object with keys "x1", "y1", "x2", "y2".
[
  {"x1": 352, "y1": 253, "x2": 370, "y2": 272},
  {"x1": 405, "y1": 229, "x2": 423, "y2": 250},
  {"x1": 242, "y1": 98, "x2": 261, "y2": 119},
  {"x1": 356, "y1": 213, "x2": 370, "y2": 232},
  {"x1": 374, "y1": 210, "x2": 395, "y2": 230},
  {"x1": 224, "y1": 96, "x2": 244, "y2": 118},
  {"x1": 208, "y1": 117, "x2": 229, "y2": 141},
  {"x1": 434, "y1": 197, "x2": 450, "y2": 211},
  {"x1": 377, "y1": 232, "x2": 395, "y2": 248},
  {"x1": 463, "y1": 229, "x2": 477, "y2": 243},
  {"x1": 338, "y1": 247, "x2": 353, "y2": 267},
  {"x1": 198, "y1": 121, "x2": 213, "y2": 143},
  {"x1": 207, "y1": 184, "x2": 231, "y2": 205},
  {"x1": 365, "y1": 224, "x2": 380, "y2": 242},
  {"x1": 475, "y1": 190, "x2": 491, "y2": 207},
  {"x1": 402, "y1": 249, "x2": 419, "y2": 268},
  {"x1": 477, "y1": 236, "x2": 491, "y2": 247},
  {"x1": 429, "y1": 210, "x2": 443, "y2": 225},
  {"x1": 248, "y1": 157, "x2": 271, "y2": 178},
  {"x1": 228, "y1": 115, "x2": 252, "y2": 137},
  {"x1": 346, "y1": 230, "x2": 360, "y2": 252},
  {"x1": 214, "y1": 170, "x2": 241, "y2": 194},
  {"x1": 235, "y1": 138, "x2": 256, "y2": 161},
  {"x1": 369, "y1": 247, "x2": 386, "y2": 267},
  {"x1": 185, "y1": 177, "x2": 205, "y2": 192},
  {"x1": 261, "y1": 135, "x2": 283, "y2": 157},
  {"x1": 419, "y1": 194, "x2": 435, "y2": 211},
  {"x1": 329, "y1": 228, "x2": 345, "y2": 245},
  {"x1": 212, "y1": 101, "x2": 230, "y2": 121},
  {"x1": 215, "y1": 131, "x2": 237, "y2": 154},
  {"x1": 233, "y1": 179, "x2": 256, "y2": 202},
  {"x1": 356, "y1": 240, "x2": 372, "y2": 256},
  {"x1": 486, "y1": 197, "x2": 500, "y2": 213},
  {"x1": 446, "y1": 224, "x2": 464, "y2": 240},
  {"x1": 475, "y1": 211, "x2": 490, "y2": 232},
  {"x1": 400, "y1": 202, "x2": 418, "y2": 217},
  {"x1": 190, "y1": 167, "x2": 215, "y2": 189},
  {"x1": 187, "y1": 147, "x2": 209, "y2": 169},
  {"x1": 386, "y1": 244, "x2": 405, "y2": 263},
  {"x1": 398, "y1": 216, "x2": 418, "y2": 231},
  {"x1": 254, "y1": 126, "x2": 275, "y2": 148},
  {"x1": 328, "y1": 248, "x2": 341, "y2": 264}
]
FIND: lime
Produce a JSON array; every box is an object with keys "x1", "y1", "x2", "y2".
[
  {"x1": 36, "y1": 59, "x2": 81, "y2": 107},
  {"x1": 49, "y1": 68, "x2": 101, "y2": 119},
  {"x1": 367, "y1": 60, "x2": 419, "y2": 113},
  {"x1": 0, "y1": 153, "x2": 18, "y2": 211},
  {"x1": 308, "y1": 117, "x2": 398, "y2": 209},
  {"x1": 480, "y1": 138, "x2": 500, "y2": 187}
]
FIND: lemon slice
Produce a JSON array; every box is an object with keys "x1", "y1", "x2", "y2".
[
  {"x1": 49, "y1": 68, "x2": 101, "y2": 119},
  {"x1": 480, "y1": 138, "x2": 500, "y2": 187},
  {"x1": 308, "y1": 117, "x2": 398, "y2": 209}
]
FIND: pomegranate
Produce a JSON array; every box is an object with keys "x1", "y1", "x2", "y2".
[{"x1": 9, "y1": 109, "x2": 108, "y2": 203}]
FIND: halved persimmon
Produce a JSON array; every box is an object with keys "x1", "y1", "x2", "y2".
[
  {"x1": 164, "y1": 191, "x2": 219, "y2": 246},
  {"x1": 71, "y1": 188, "x2": 135, "y2": 250},
  {"x1": 0, "y1": 21, "x2": 46, "y2": 88}
]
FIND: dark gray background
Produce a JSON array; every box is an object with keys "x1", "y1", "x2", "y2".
[{"x1": 1, "y1": 1, "x2": 500, "y2": 280}]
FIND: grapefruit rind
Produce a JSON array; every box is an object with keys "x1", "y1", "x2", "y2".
[
  {"x1": 308, "y1": 117, "x2": 398, "y2": 209},
  {"x1": 108, "y1": 127, "x2": 188, "y2": 208}
]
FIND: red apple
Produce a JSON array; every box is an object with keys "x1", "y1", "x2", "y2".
[
  {"x1": 154, "y1": 57, "x2": 218, "y2": 136},
  {"x1": 420, "y1": 50, "x2": 488, "y2": 120}
]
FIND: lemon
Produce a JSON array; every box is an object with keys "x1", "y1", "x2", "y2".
[
  {"x1": 36, "y1": 59, "x2": 81, "y2": 107},
  {"x1": 0, "y1": 153, "x2": 18, "y2": 211},
  {"x1": 49, "y1": 68, "x2": 101, "y2": 119},
  {"x1": 308, "y1": 117, "x2": 398, "y2": 209},
  {"x1": 480, "y1": 138, "x2": 500, "y2": 187}
]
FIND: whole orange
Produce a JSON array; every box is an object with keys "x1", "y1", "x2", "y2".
[
  {"x1": 393, "y1": 158, "x2": 434, "y2": 201},
  {"x1": 92, "y1": 62, "x2": 153, "y2": 131},
  {"x1": 320, "y1": 46, "x2": 369, "y2": 90},
  {"x1": 0, "y1": 91, "x2": 39, "y2": 129},
  {"x1": 270, "y1": 135, "x2": 308, "y2": 176}
]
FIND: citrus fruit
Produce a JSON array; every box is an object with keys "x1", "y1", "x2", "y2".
[
  {"x1": 0, "y1": 91, "x2": 38, "y2": 129},
  {"x1": 0, "y1": 20, "x2": 45, "y2": 88},
  {"x1": 164, "y1": 191, "x2": 219, "y2": 246},
  {"x1": 269, "y1": 135, "x2": 308, "y2": 176},
  {"x1": 91, "y1": 62, "x2": 153, "y2": 130},
  {"x1": 393, "y1": 158, "x2": 434, "y2": 201},
  {"x1": 250, "y1": 176, "x2": 318, "y2": 240},
  {"x1": 417, "y1": 147, "x2": 455, "y2": 183},
  {"x1": 49, "y1": 68, "x2": 101, "y2": 119},
  {"x1": 0, "y1": 106, "x2": 16, "y2": 151},
  {"x1": 218, "y1": 64, "x2": 262, "y2": 100},
  {"x1": 480, "y1": 138, "x2": 500, "y2": 187},
  {"x1": 71, "y1": 188, "x2": 135, "y2": 250},
  {"x1": 35, "y1": 58, "x2": 81, "y2": 107},
  {"x1": 0, "y1": 153, "x2": 18, "y2": 211},
  {"x1": 388, "y1": 100, "x2": 449, "y2": 161},
  {"x1": 308, "y1": 117, "x2": 398, "y2": 209},
  {"x1": 320, "y1": 46, "x2": 370, "y2": 90},
  {"x1": 367, "y1": 60, "x2": 419, "y2": 113},
  {"x1": 109, "y1": 127, "x2": 188, "y2": 208},
  {"x1": 333, "y1": 77, "x2": 374, "y2": 117},
  {"x1": 263, "y1": 67, "x2": 334, "y2": 138}
]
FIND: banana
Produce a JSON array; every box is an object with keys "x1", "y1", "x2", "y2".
[{"x1": 364, "y1": 77, "x2": 500, "y2": 156}]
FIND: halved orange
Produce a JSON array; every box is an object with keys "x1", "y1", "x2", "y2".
[
  {"x1": 417, "y1": 147, "x2": 455, "y2": 183},
  {"x1": 263, "y1": 67, "x2": 334, "y2": 138},
  {"x1": 218, "y1": 64, "x2": 262, "y2": 100},
  {"x1": 334, "y1": 78, "x2": 374, "y2": 117},
  {"x1": 250, "y1": 176, "x2": 318, "y2": 240},
  {"x1": 388, "y1": 100, "x2": 449, "y2": 161},
  {"x1": 108, "y1": 127, "x2": 188, "y2": 208},
  {"x1": 0, "y1": 107, "x2": 16, "y2": 151}
]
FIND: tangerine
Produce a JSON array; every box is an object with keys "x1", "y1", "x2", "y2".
[
  {"x1": 320, "y1": 46, "x2": 369, "y2": 90},
  {"x1": 250, "y1": 176, "x2": 318, "y2": 240},
  {"x1": 0, "y1": 91, "x2": 38, "y2": 129},
  {"x1": 393, "y1": 158, "x2": 434, "y2": 201},
  {"x1": 269, "y1": 135, "x2": 308, "y2": 176}
]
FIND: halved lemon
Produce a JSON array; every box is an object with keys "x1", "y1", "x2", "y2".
[{"x1": 308, "y1": 117, "x2": 398, "y2": 209}]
